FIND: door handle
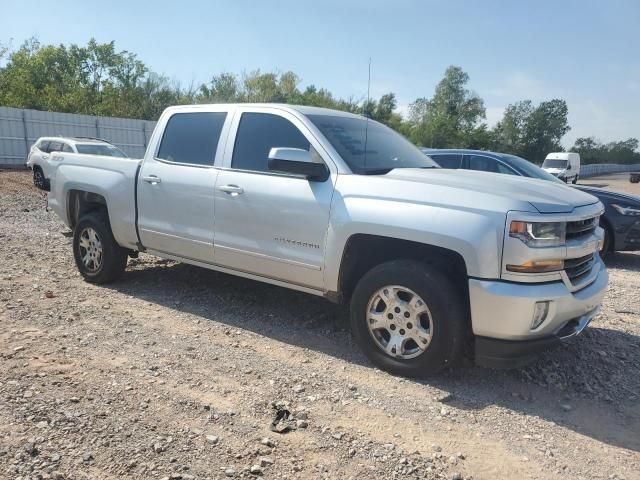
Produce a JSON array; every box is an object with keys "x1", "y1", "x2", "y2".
[
  {"x1": 218, "y1": 184, "x2": 244, "y2": 195},
  {"x1": 143, "y1": 175, "x2": 161, "y2": 184}
]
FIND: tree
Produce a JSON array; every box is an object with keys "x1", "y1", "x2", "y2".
[
  {"x1": 494, "y1": 99, "x2": 570, "y2": 162},
  {"x1": 408, "y1": 66, "x2": 486, "y2": 148}
]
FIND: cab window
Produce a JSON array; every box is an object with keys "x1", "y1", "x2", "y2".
[
  {"x1": 468, "y1": 155, "x2": 517, "y2": 175},
  {"x1": 232, "y1": 113, "x2": 310, "y2": 173}
]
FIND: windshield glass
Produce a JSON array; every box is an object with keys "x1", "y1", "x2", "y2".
[
  {"x1": 542, "y1": 159, "x2": 567, "y2": 169},
  {"x1": 307, "y1": 114, "x2": 438, "y2": 174},
  {"x1": 501, "y1": 154, "x2": 565, "y2": 184},
  {"x1": 76, "y1": 144, "x2": 128, "y2": 157}
]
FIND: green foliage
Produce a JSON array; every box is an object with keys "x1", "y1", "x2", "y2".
[
  {"x1": 1, "y1": 38, "x2": 637, "y2": 165},
  {"x1": 407, "y1": 66, "x2": 487, "y2": 148},
  {"x1": 571, "y1": 137, "x2": 640, "y2": 165},
  {"x1": 494, "y1": 99, "x2": 570, "y2": 162}
]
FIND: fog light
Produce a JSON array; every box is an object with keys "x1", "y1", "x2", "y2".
[{"x1": 531, "y1": 301, "x2": 550, "y2": 329}]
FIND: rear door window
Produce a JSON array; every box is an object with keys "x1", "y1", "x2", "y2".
[
  {"x1": 231, "y1": 112, "x2": 310, "y2": 173},
  {"x1": 468, "y1": 154, "x2": 517, "y2": 175},
  {"x1": 157, "y1": 112, "x2": 227, "y2": 166},
  {"x1": 430, "y1": 154, "x2": 462, "y2": 169}
]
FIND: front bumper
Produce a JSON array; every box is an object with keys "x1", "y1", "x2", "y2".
[
  {"x1": 469, "y1": 258, "x2": 608, "y2": 367},
  {"x1": 475, "y1": 307, "x2": 599, "y2": 368}
]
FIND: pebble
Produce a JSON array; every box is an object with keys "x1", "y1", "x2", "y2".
[
  {"x1": 296, "y1": 419, "x2": 308, "y2": 429},
  {"x1": 205, "y1": 435, "x2": 219, "y2": 444},
  {"x1": 250, "y1": 465, "x2": 263, "y2": 475},
  {"x1": 260, "y1": 437, "x2": 275, "y2": 448},
  {"x1": 224, "y1": 468, "x2": 236, "y2": 477},
  {"x1": 259, "y1": 456, "x2": 274, "y2": 466}
]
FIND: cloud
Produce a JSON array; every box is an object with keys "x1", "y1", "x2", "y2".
[{"x1": 484, "y1": 72, "x2": 550, "y2": 101}]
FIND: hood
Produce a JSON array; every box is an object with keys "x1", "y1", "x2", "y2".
[
  {"x1": 382, "y1": 168, "x2": 599, "y2": 214},
  {"x1": 575, "y1": 185, "x2": 640, "y2": 204}
]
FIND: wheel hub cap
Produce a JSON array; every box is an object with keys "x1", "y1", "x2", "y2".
[
  {"x1": 366, "y1": 285, "x2": 433, "y2": 359},
  {"x1": 78, "y1": 227, "x2": 103, "y2": 272}
]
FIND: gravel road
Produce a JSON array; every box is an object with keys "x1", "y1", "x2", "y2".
[{"x1": 1, "y1": 170, "x2": 639, "y2": 480}]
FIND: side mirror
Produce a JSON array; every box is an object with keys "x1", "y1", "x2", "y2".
[
  {"x1": 268, "y1": 147, "x2": 329, "y2": 181},
  {"x1": 566, "y1": 164, "x2": 572, "y2": 170}
]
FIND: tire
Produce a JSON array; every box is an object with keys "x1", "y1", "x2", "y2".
[
  {"x1": 33, "y1": 167, "x2": 45, "y2": 190},
  {"x1": 73, "y1": 211, "x2": 128, "y2": 284},
  {"x1": 350, "y1": 260, "x2": 467, "y2": 377},
  {"x1": 572, "y1": 175, "x2": 578, "y2": 184}
]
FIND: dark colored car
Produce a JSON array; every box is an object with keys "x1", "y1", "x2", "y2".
[{"x1": 422, "y1": 149, "x2": 640, "y2": 254}]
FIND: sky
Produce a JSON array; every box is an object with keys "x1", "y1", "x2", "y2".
[{"x1": 3, "y1": 0, "x2": 639, "y2": 147}]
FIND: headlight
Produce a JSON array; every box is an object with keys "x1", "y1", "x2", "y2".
[
  {"x1": 611, "y1": 204, "x2": 640, "y2": 216},
  {"x1": 509, "y1": 221, "x2": 566, "y2": 247}
]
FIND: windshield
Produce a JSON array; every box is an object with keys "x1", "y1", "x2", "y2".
[
  {"x1": 75, "y1": 144, "x2": 128, "y2": 158},
  {"x1": 542, "y1": 159, "x2": 567, "y2": 169},
  {"x1": 307, "y1": 114, "x2": 438, "y2": 174},
  {"x1": 501, "y1": 154, "x2": 565, "y2": 184}
]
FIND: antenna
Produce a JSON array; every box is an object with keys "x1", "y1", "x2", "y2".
[{"x1": 364, "y1": 57, "x2": 371, "y2": 170}]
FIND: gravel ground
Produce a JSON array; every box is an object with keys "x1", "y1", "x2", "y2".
[{"x1": 1, "y1": 170, "x2": 639, "y2": 480}]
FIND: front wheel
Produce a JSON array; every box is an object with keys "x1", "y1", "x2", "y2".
[
  {"x1": 73, "y1": 212, "x2": 128, "y2": 283},
  {"x1": 572, "y1": 175, "x2": 578, "y2": 184},
  {"x1": 350, "y1": 260, "x2": 467, "y2": 377}
]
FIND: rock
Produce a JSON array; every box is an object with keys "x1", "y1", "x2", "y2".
[
  {"x1": 259, "y1": 456, "x2": 274, "y2": 466},
  {"x1": 24, "y1": 442, "x2": 39, "y2": 456},
  {"x1": 205, "y1": 435, "x2": 219, "y2": 444},
  {"x1": 250, "y1": 464, "x2": 263, "y2": 475},
  {"x1": 295, "y1": 411, "x2": 308, "y2": 420},
  {"x1": 450, "y1": 474, "x2": 463, "y2": 480},
  {"x1": 331, "y1": 432, "x2": 344, "y2": 440},
  {"x1": 431, "y1": 444, "x2": 442, "y2": 452},
  {"x1": 260, "y1": 437, "x2": 275, "y2": 448},
  {"x1": 69, "y1": 396, "x2": 80, "y2": 403},
  {"x1": 35, "y1": 421, "x2": 48, "y2": 428},
  {"x1": 560, "y1": 403, "x2": 572, "y2": 412},
  {"x1": 293, "y1": 384, "x2": 305, "y2": 393},
  {"x1": 224, "y1": 467, "x2": 236, "y2": 477},
  {"x1": 296, "y1": 419, "x2": 308, "y2": 429}
]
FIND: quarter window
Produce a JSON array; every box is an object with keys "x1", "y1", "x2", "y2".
[
  {"x1": 157, "y1": 112, "x2": 227, "y2": 166},
  {"x1": 232, "y1": 113, "x2": 310, "y2": 172},
  {"x1": 48, "y1": 141, "x2": 63, "y2": 153}
]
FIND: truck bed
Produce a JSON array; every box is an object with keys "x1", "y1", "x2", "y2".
[{"x1": 47, "y1": 153, "x2": 142, "y2": 249}]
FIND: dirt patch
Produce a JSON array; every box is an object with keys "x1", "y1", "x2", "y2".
[{"x1": 1, "y1": 169, "x2": 639, "y2": 479}]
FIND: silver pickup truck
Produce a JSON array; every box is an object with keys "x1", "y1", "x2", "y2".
[{"x1": 47, "y1": 104, "x2": 608, "y2": 376}]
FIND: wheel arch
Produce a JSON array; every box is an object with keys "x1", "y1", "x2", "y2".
[{"x1": 333, "y1": 233, "x2": 469, "y2": 305}]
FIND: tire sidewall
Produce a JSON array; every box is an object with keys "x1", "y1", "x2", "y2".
[
  {"x1": 73, "y1": 213, "x2": 126, "y2": 283},
  {"x1": 350, "y1": 261, "x2": 466, "y2": 377},
  {"x1": 33, "y1": 168, "x2": 44, "y2": 189}
]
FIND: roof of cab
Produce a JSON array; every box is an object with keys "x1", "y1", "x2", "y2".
[{"x1": 163, "y1": 103, "x2": 366, "y2": 119}]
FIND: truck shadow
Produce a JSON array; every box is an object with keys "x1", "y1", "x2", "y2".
[{"x1": 106, "y1": 256, "x2": 640, "y2": 453}]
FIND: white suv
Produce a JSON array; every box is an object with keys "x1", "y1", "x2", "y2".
[{"x1": 26, "y1": 137, "x2": 128, "y2": 190}]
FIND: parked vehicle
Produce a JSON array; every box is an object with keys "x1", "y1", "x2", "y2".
[
  {"x1": 47, "y1": 104, "x2": 607, "y2": 376},
  {"x1": 424, "y1": 149, "x2": 640, "y2": 254},
  {"x1": 26, "y1": 137, "x2": 128, "y2": 190},
  {"x1": 542, "y1": 152, "x2": 580, "y2": 184},
  {"x1": 631, "y1": 172, "x2": 640, "y2": 184}
]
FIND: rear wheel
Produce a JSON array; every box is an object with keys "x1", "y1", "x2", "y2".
[
  {"x1": 33, "y1": 167, "x2": 45, "y2": 190},
  {"x1": 350, "y1": 260, "x2": 467, "y2": 377},
  {"x1": 73, "y1": 212, "x2": 128, "y2": 283}
]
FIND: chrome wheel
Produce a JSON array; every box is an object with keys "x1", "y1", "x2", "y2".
[
  {"x1": 78, "y1": 227, "x2": 103, "y2": 272},
  {"x1": 366, "y1": 285, "x2": 434, "y2": 359}
]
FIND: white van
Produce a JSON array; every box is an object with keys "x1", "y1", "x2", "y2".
[{"x1": 541, "y1": 152, "x2": 580, "y2": 184}]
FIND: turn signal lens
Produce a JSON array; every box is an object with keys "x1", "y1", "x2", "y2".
[{"x1": 506, "y1": 259, "x2": 564, "y2": 273}]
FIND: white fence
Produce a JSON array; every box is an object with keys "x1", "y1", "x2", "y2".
[
  {"x1": 580, "y1": 163, "x2": 640, "y2": 178},
  {"x1": 0, "y1": 106, "x2": 156, "y2": 167}
]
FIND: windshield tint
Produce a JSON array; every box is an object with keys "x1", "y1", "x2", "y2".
[
  {"x1": 542, "y1": 159, "x2": 567, "y2": 169},
  {"x1": 307, "y1": 114, "x2": 437, "y2": 174},
  {"x1": 76, "y1": 144, "x2": 128, "y2": 157},
  {"x1": 501, "y1": 154, "x2": 565, "y2": 184}
]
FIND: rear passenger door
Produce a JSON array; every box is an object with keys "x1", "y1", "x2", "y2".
[
  {"x1": 137, "y1": 109, "x2": 230, "y2": 263},
  {"x1": 212, "y1": 107, "x2": 335, "y2": 290},
  {"x1": 466, "y1": 154, "x2": 518, "y2": 175}
]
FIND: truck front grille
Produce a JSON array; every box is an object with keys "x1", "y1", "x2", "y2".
[
  {"x1": 566, "y1": 216, "x2": 598, "y2": 241},
  {"x1": 565, "y1": 253, "x2": 596, "y2": 284}
]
